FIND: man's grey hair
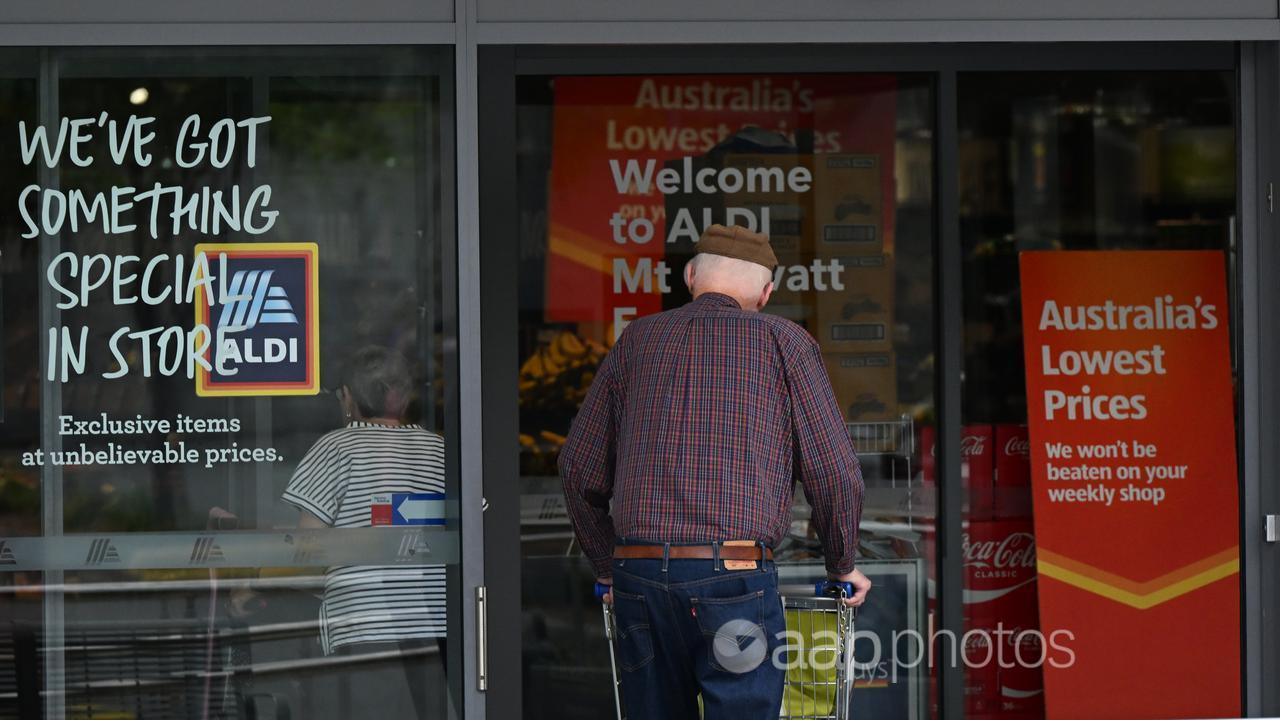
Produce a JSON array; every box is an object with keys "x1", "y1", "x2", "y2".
[{"x1": 686, "y1": 252, "x2": 773, "y2": 294}]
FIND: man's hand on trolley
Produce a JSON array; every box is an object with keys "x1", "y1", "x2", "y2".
[
  {"x1": 596, "y1": 577, "x2": 614, "y2": 605},
  {"x1": 829, "y1": 568, "x2": 871, "y2": 608}
]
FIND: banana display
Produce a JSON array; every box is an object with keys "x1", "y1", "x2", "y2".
[{"x1": 518, "y1": 331, "x2": 609, "y2": 476}]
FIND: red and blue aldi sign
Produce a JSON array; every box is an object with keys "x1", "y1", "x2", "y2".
[{"x1": 194, "y1": 242, "x2": 320, "y2": 396}]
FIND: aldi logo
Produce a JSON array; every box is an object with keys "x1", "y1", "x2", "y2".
[
  {"x1": 85, "y1": 538, "x2": 120, "y2": 565},
  {"x1": 396, "y1": 531, "x2": 430, "y2": 562},
  {"x1": 194, "y1": 243, "x2": 320, "y2": 396},
  {"x1": 290, "y1": 534, "x2": 327, "y2": 565},
  {"x1": 189, "y1": 536, "x2": 226, "y2": 565}
]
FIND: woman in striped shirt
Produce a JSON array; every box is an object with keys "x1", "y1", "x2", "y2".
[{"x1": 283, "y1": 345, "x2": 448, "y2": 719}]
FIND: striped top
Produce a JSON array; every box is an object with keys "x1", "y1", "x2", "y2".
[{"x1": 282, "y1": 421, "x2": 447, "y2": 653}]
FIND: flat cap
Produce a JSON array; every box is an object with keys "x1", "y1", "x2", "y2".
[{"x1": 695, "y1": 224, "x2": 779, "y2": 270}]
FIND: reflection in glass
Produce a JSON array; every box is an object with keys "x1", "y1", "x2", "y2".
[{"x1": 282, "y1": 346, "x2": 448, "y2": 717}]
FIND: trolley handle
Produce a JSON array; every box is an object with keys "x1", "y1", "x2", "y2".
[
  {"x1": 593, "y1": 581, "x2": 613, "y2": 601},
  {"x1": 815, "y1": 580, "x2": 854, "y2": 598}
]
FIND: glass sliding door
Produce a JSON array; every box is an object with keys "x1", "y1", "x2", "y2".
[
  {"x1": 509, "y1": 71, "x2": 938, "y2": 720},
  {"x1": 479, "y1": 40, "x2": 1248, "y2": 720},
  {"x1": 957, "y1": 70, "x2": 1239, "y2": 719}
]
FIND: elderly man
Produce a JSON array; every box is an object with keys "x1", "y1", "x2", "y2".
[{"x1": 559, "y1": 224, "x2": 869, "y2": 720}]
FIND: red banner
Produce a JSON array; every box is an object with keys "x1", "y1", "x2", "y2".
[
  {"x1": 1019, "y1": 250, "x2": 1239, "y2": 719},
  {"x1": 545, "y1": 75, "x2": 897, "y2": 337}
]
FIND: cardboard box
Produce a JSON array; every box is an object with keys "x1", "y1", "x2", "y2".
[
  {"x1": 813, "y1": 254, "x2": 894, "y2": 354},
  {"x1": 764, "y1": 220, "x2": 820, "y2": 312},
  {"x1": 812, "y1": 154, "x2": 884, "y2": 257},
  {"x1": 923, "y1": 518, "x2": 1044, "y2": 719},
  {"x1": 963, "y1": 520, "x2": 1044, "y2": 718},
  {"x1": 722, "y1": 153, "x2": 813, "y2": 261},
  {"x1": 718, "y1": 153, "x2": 816, "y2": 315},
  {"x1": 821, "y1": 352, "x2": 897, "y2": 423}
]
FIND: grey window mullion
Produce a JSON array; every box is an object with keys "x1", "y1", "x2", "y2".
[
  {"x1": 37, "y1": 46, "x2": 65, "y2": 720},
  {"x1": 935, "y1": 67, "x2": 965, "y2": 720},
  {"x1": 476, "y1": 45, "x2": 521, "y2": 720},
  {"x1": 453, "y1": 1, "x2": 488, "y2": 713},
  {"x1": 1241, "y1": 39, "x2": 1280, "y2": 718}
]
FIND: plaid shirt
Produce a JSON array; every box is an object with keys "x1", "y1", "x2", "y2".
[{"x1": 559, "y1": 292, "x2": 864, "y2": 578}]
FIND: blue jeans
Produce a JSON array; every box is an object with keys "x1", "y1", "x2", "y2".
[{"x1": 610, "y1": 543, "x2": 786, "y2": 720}]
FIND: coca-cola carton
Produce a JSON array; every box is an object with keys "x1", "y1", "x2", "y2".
[
  {"x1": 922, "y1": 517, "x2": 1041, "y2": 718},
  {"x1": 964, "y1": 520, "x2": 1044, "y2": 718},
  {"x1": 994, "y1": 424, "x2": 1031, "y2": 518},
  {"x1": 921, "y1": 424, "x2": 994, "y2": 520}
]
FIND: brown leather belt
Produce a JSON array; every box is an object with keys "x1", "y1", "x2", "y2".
[{"x1": 613, "y1": 543, "x2": 773, "y2": 561}]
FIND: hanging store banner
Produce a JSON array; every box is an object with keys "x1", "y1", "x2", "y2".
[
  {"x1": 1018, "y1": 250, "x2": 1239, "y2": 719},
  {"x1": 545, "y1": 74, "x2": 898, "y2": 339}
]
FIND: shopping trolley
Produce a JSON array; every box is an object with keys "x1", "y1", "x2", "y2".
[{"x1": 594, "y1": 580, "x2": 857, "y2": 720}]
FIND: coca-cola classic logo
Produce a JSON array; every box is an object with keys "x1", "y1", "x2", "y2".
[
  {"x1": 1004, "y1": 436, "x2": 1031, "y2": 457},
  {"x1": 930, "y1": 432, "x2": 987, "y2": 458},
  {"x1": 960, "y1": 434, "x2": 986, "y2": 457},
  {"x1": 962, "y1": 532, "x2": 1036, "y2": 571}
]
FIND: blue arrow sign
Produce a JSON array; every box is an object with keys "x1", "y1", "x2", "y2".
[{"x1": 391, "y1": 493, "x2": 447, "y2": 526}]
